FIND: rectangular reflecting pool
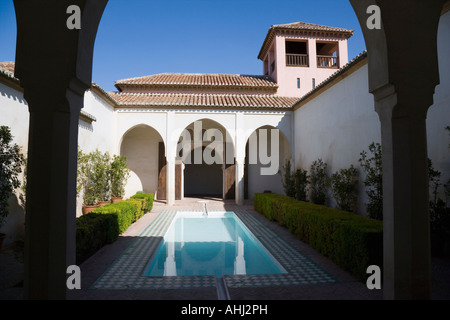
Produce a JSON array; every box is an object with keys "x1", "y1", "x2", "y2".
[{"x1": 144, "y1": 211, "x2": 287, "y2": 277}]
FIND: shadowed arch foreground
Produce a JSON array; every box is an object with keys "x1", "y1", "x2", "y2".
[
  {"x1": 13, "y1": 0, "x2": 109, "y2": 299},
  {"x1": 350, "y1": 0, "x2": 448, "y2": 299}
]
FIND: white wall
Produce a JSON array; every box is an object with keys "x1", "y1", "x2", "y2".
[
  {"x1": 78, "y1": 90, "x2": 117, "y2": 154},
  {"x1": 292, "y1": 9, "x2": 450, "y2": 214},
  {"x1": 76, "y1": 90, "x2": 118, "y2": 216},
  {"x1": 294, "y1": 62, "x2": 381, "y2": 214},
  {"x1": 274, "y1": 34, "x2": 349, "y2": 98}
]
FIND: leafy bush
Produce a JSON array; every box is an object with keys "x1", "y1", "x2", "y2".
[
  {"x1": 110, "y1": 155, "x2": 130, "y2": 198},
  {"x1": 96, "y1": 151, "x2": 112, "y2": 202},
  {"x1": 309, "y1": 159, "x2": 328, "y2": 205},
  {"x1": 125, "y1": 199, "x2": 144, "y2": 221},
  {"x1": 281, "y1": 160, "x2": 296, "y2": 198},
  {"x1": 76, "y1": 193, "x2": 149, "y2": 264},
  {"x1": 359, "y1": 142, "x2": 383, "y2": 220},
  {"x1": 254, "y1": 193, "x2": 383, "y2": 280},
  {"x1": 294, "y1": 169, "x2": 309, "y2": 201},
  {"x1": 281, "y1": 161, "x2": 309, "y2": 201},
  {"x1": 78, "y1": 149, "x2": 129, "y2": 205},
  {"x1": 0, "y1": 126, "x2": 25, "y2": 228},
  {"x1": 130, "y1": 193, "x2": 154, "y2": 212},
  {"x1": 77, "y1": 149, "x2": 105, "y2": 205},
  {"x1": 329, "y1": 165, "x2": 359, "y2": 212},
  {"x1": 76, "y1": 212, "x2": 118, "y2": 264},
  {"x1": 92, "y1": 201, "x2": 136, "y2": 234}
]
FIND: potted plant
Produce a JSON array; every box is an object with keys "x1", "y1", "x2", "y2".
[
  {"x1": 110, "y1": 155, "x2": 130, "y2": 203},
  {"x1": 97, "y1": 151, "x2": 112, "y2": 206},
  {"x1": 0, "y1": 126, "x2": 25, "y2": 248},
  {"x1": 78, "y1": 149, "x2": 101, "y2": 214}
]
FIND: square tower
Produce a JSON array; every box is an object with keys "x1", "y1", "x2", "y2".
[{"x1": 258, "y1": 22, "x2": 354, "y2": 97}]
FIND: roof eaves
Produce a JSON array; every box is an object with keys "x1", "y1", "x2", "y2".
[
  {"x1": 91, "y1": 82, "x2": 118, "y2": 106},
  {"x1": 258, "y1": 22, "x2": 354, "y2": 60}
]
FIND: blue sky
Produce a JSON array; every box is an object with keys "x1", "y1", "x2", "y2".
[{"x1": 0, "y1": 0, "x2": 366, "y2": 92}]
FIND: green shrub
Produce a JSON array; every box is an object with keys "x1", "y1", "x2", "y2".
[
  {"x1": 92, "y1": 201, "x2": 136, "y2": 234},
  {"x1": 294, "y1": 169, "x2": 309, "y2": 201},
  {"x1": 0, "y1": 126, "x2": 25, "y2": 228},
  {"x1": 110, "y1": 155, "x2": 130, "y2": 198},
  {"x1": 359, "y1": 142, "x2": 383, "y2": 220},
  {"x1": 329, "y1": 165, "x2": 359, "y2": 212},
  {"x1": 131, "y1": 193, "x2": 154, "y2": 212},
  {"x1": 254, "y1": 193, "x2": 383, "y2": 280},
  {"x1": 281, "y1": 160, "x2": 296, "y2": 198},
  {"x1": 76, "y1": 212, "x2": 118, "y2": 264},
  {"x1": 126, "y1": 199, "x2": 144, "y2": 221},
  {"x1": 75, "y1": 193, "x2": 153, "y2": 265},
  {"x1": 309, "y1": 159, "x2": 328, "y2": 205}
]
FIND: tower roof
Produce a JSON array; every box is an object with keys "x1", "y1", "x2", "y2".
[{"x1": 258, "y1": 21, "x2": 354, "y2": 60}]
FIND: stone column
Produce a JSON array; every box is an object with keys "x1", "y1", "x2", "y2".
[
  {"x1": 308, "y1": 38, "x2": 317, "y2": 68},
  {"x1": 374, "y1": 84, "x2": 433, "y2": 299},
  {"x1": 235, "y1": 113, "x2": 245, "y2": 205},
  {"x1": 166, "y1": 111, "x2": 176, "y2": 205},
  {"x1": 235, "y1": 159, "x2": 245, "y2": 205},
  {"x1": 23, "y1": 83, "x2": 85, "y2": 299}
]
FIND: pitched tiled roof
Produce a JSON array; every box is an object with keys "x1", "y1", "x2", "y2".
[
  {"x1": 0, "y1": 61, "x2": 15, "y2": 76},
  {"x1": 110, "y1": 92, "x2": 298, "y2": 109},
  {"x1": 0, "y1": 61, "x2": 19, "y2": 87},
  {"x1": 271, "y1": 22, "x2": 354, "y2": 34},
  {"x1": 258, "y1": 21, "x2": 354, "y2": 60},
  {"x1": 115, "y1": 73, "x2": 278, "y2": 92}
]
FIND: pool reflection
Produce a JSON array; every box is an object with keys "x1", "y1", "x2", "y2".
[{"x1": 144, "y1": 212, "x2": 285, "y2": 277}]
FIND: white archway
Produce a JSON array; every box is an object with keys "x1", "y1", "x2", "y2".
[
  {"x1": 120, "y1": 124, "x2": 165, "y2": 199},
  {"x1": 175, "y1": 118, "x2": 236, "y2": 200},
  {"x1": 244, "y1": 125, "x2": 292, "y2": 199}
]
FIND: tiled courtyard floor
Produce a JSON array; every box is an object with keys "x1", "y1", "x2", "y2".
[{"x1": 1, "y1": 198, "x2": 449, "y2": 300}]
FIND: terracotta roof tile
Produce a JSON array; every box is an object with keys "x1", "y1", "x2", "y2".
[
  {"x1": 115, "y1": 73, "x2": 278, "y2": 91},
  {"x1": 0, "y1": 61, "x2": 15, "y2": 76},
  {"x1": 271, "y1": 21, "x2": 354, "y2": 34},
  {"x1": 110, "y1": 92, "x2": 297, "y2": 109}
]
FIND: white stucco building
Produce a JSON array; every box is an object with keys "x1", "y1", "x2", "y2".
[{"x1": 1, "y1": 18, "x2": 449, "y2": 246}]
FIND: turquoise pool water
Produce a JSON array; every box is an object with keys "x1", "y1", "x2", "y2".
[{"x1": 144, "y1": 211, "x2": 287, "y2": 277}]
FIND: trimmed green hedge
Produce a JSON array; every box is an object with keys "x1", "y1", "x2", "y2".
[
  {"x1": 131, "y1": 193, "x2": 154, "y2": 212},
  {"x1": 76, "y1": 193, "x2": 154, "y2": 264},
  {"x1": 92, "y1": 201, "x2": 136, "y2": 234},
  {"x1": 254, "y1": 193, "x2": 383, "y2": 280},
  {"x1": 76, "y1": 212, "x2": 118, "y2": 264}
]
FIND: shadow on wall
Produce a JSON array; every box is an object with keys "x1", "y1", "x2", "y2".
[{"x1": 1, "y1": 193, "x2": 26, "y2": 248}]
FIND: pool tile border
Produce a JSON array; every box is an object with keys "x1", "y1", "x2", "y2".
[{"x1": 90, "y1": 209, "x2": 337, "y2": 290}]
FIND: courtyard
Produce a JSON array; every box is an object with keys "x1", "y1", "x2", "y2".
[{"x1": 1, "y1": 197, "x2": 449, "y2": 301}]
